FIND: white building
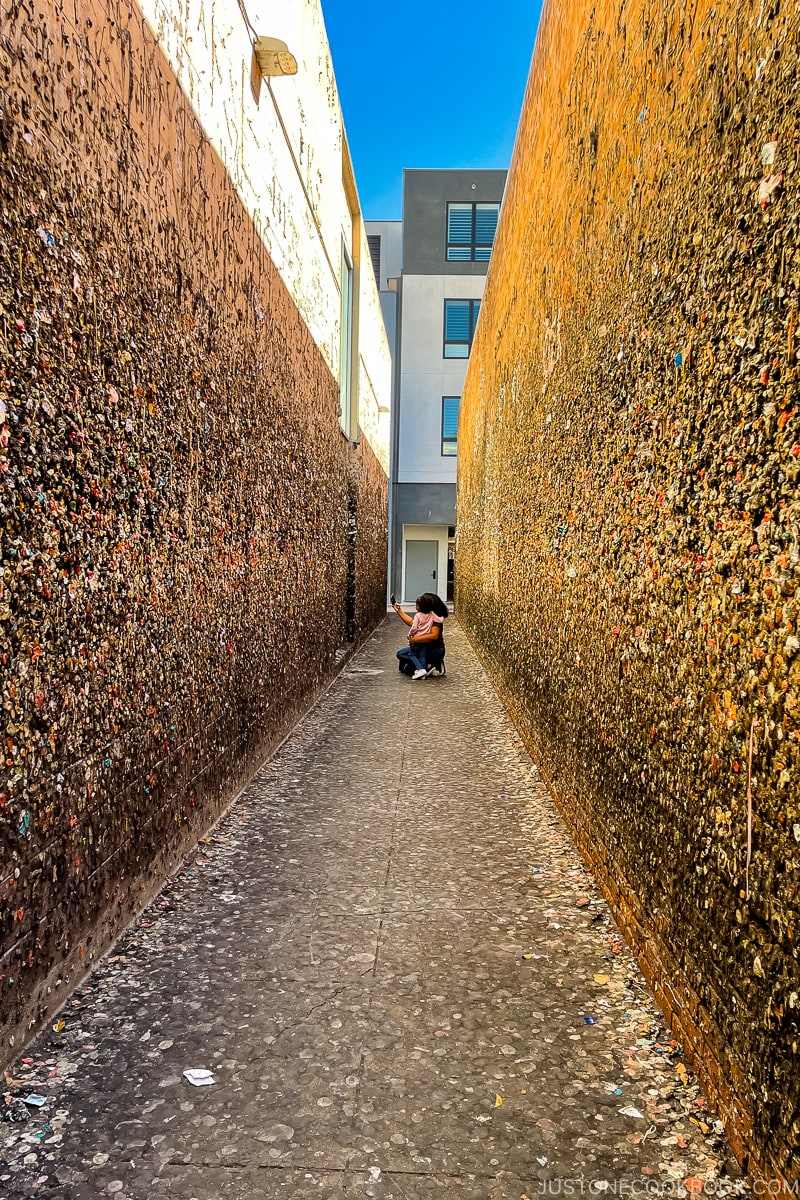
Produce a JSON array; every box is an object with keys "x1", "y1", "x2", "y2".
[
  {"x1": 140, "y1": 0, "x2": 392, "y2": 469},
  {"x1": 368, "y1": 169, "x2": 507, "y2": 602}
]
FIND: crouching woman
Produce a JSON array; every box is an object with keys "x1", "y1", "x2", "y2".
[{"x1": 392, "y1": 592, "x2": 448, "y2": 679}]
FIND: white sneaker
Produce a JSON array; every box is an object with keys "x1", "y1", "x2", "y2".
[{"x1": 411, "y1": 668, "x2": 427, "y2": 680}]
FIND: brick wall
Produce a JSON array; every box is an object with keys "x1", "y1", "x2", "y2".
[
  {"x1": 458, "y1": 0, "x2": 800, "y2": 1182},
  {"x1": 0, "y1": 0, "x2": 387, "y2": 1057}
]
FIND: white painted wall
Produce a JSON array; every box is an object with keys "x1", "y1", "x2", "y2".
[
  {"x1": 398, "y1": 274, "x2": 486, "y2": 483},
  {"x1": 355, "y1": 218, "x2": 391, "y2": 470},
  {"x1": 365, "y1": 221, "x2": 402, "y2": 291},
  {"x1": 138, "y1": 0, "x2": 390, "y2": 472},
  {"x1": 365, "y1": 220, "x2": 402, "y2": 366}
]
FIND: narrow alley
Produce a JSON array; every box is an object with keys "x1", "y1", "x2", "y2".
[
  {"x1": 1, "y1": 620, "x2": 743, "y2": 1199},
  {"x1": 2, "y1": 0, "x2": 799, "y2": 1187}
]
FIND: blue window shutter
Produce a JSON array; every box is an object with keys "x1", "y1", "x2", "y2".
[
  {"x1": 475, "y1": 204, "x2": 499, "y2": 246},
  {"x1": 442, "y1": 397, "x2": 461, "y2": 439},
  {"x1": 445, "y1": 300, "x2": 470, "y2": 342},
  {"x1": 447, "y1": 204, "x2": 473, "y2": 244}
]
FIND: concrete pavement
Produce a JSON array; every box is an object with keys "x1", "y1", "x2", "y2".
[{"x1": 1, "y1": 617, "x2": 745, "y2": 1198}]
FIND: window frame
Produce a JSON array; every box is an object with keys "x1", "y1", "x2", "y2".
[
  {"x1": 339, "y1": 238, "x2": 354, "y2": 436},
  {"x1": 443, "y1": 298, "x2": 481, "y2": 359},
  {"x1": 367, "y1": 233, "x2": 381, "y2": 286},
  {"x1": 441, "y1": 396, "x2": 461, "y2": 457},
  {"x1": 446, "y1": 201, "x2": 500, "y2": 262}
]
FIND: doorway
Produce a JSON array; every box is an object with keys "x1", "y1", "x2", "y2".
[{"x1": 404, "y1": 539, "x2": 438, "y2": 602}]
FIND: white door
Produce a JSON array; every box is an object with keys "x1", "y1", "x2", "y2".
[{"x1": 405, "y1": 539, "x2": 438, "y2": 602}]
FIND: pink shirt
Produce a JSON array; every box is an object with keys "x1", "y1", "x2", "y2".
[{"x1": 409, "y1": 612, "x2": 443, "y2": 639}]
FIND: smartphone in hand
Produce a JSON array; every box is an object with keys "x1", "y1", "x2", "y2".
[{"x1": 390, "y1": 593, "x2": 396, "y2": 605}]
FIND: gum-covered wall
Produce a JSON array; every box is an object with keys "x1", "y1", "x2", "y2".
[
  {"x1": 0, "y1": 1, "x2": 387, "y2": 1054},
  {"x1": 457, "y1": 0, "x2": 799, "y2": 1181}
]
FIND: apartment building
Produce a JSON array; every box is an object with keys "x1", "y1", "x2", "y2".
[{"x1": 369, "y1": 168, "x2": 507, "y2": 603}]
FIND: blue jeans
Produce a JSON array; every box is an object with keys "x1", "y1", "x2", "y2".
[
  {"x1": 397, "y1": 644, "x2": 445, "y2": 675},
  {"x1": 397, "y1": 644, "x2": 427, "y2": 673}
]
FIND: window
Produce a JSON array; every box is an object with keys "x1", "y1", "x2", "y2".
[
  {"x1": 339, "y1": 240, "x2": 354, "y2": 435},
  {"x1": 442, "y1": 397, "x2": 460, "y2": 456},
  {"x1": 446, "y1": 202, "x2": 500, "y2": 261},
  {"x1": 443, "y1": 299, "x2": 481, "y2": 358},
  {"x1": 367, "y1": 234, "x2": 381, "y2": 285}
]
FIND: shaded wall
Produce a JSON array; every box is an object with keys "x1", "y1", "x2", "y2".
[
  {"x1": 458, "y1": 0, "x2": 800, "y2": 1181},
  {"x1": 0, "y1": 0, "x2": 387, "y2": 1056}
]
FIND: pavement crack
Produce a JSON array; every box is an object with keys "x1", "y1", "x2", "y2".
[
  {"x1": 270, "y1": 983, "x2": 351, "y2": 1042},
  {"x1": 346, "y1": 674, "x2": 413, "y2": 1148},
  {"x1": 167, "y1": 1162, "x2": 500, "y2": 1180}
]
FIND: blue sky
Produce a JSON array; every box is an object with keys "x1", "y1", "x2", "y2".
[{"x1": 321, "y1": 0, "x2": 544, "y2": 220}]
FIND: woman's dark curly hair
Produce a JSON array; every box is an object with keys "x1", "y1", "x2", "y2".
[{"x1": 416, "y1": 592, "x2": 448, "y2": 618}]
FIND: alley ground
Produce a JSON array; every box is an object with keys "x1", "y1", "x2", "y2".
[{"x1": 1, "y1": 618, "x2": 746, "y2": 1199}]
